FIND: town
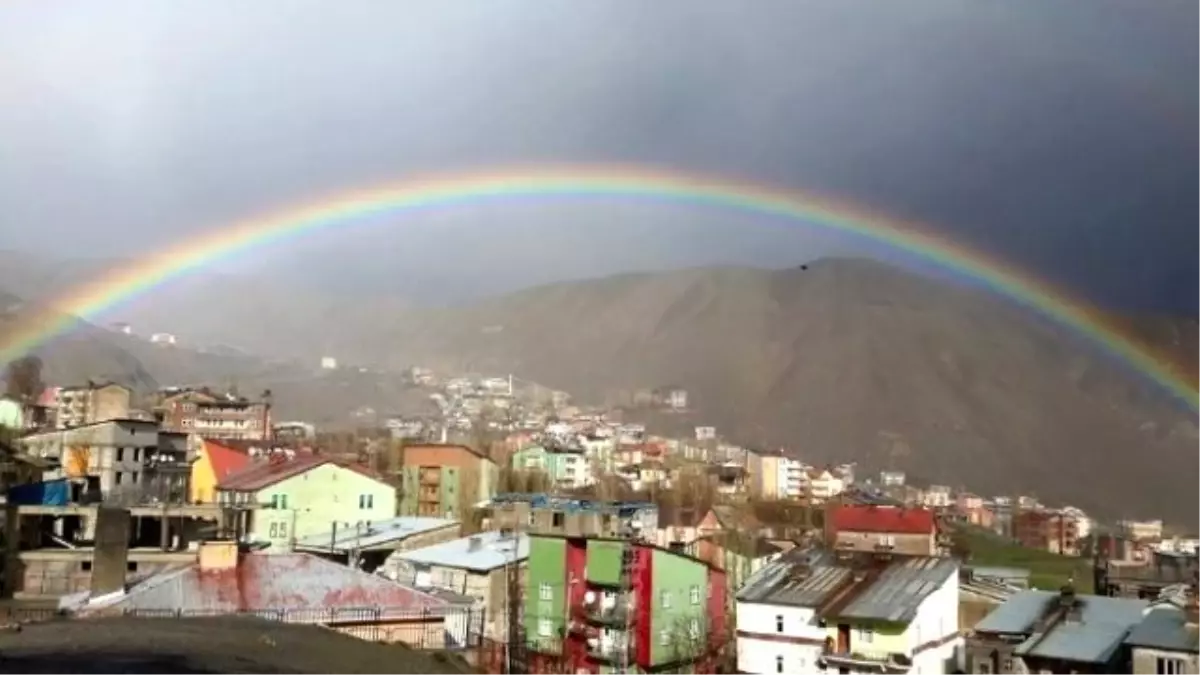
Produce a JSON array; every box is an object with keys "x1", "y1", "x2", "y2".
[{"x1": 0, "y1": 364, "x2": 1195, "y2": 674}]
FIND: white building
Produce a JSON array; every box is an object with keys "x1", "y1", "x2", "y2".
[
  {"x1": 149, "y1": 332, "x2": 177, "y2": 345},
  {"x1": 320, "y1": 356, "x2": 338, "y2": 370},
  {"x1": 1060, "y1": 505, "x2": 1092, "y2": 540},
  {"x1": 807, "y1": 469, "x2": 845, "y2": 502},
  {"x1": 736, "y1": 548, "x2": 961, "y2": 675},
  {"x1": 923, "y1": 485, "x2": 953, "y2": 509},
  {"x1": 777, "y1": 457, "x2": 811, "y2": 500}
]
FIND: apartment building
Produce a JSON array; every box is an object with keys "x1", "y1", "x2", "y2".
[
  {"x1": 1013, "y1": 509, "x2": 1080, "y2": 556},
  {"x1": 736, "y1": 547, "x2": 961, "y2": 674},
  {"x1": 524, "y1": 533, "x2": 727, "y2": 673},
  {"x1": 510, "y1": 442, "x2": 594, "y2": 489},
  {"x1": 398, "y1": 443, "x2": 497, "y2": 519},
  {"x1": 53, "y1": 382, "x2": 131, "y2": 429},
  {"x1": 157, "y1": 389, "x2": 271, "y2": 441},
  {"x1": 490, "y1": 494, "x2": 659, "y2": 540}
]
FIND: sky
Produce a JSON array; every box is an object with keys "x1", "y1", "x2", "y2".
[{"x1": 0, "y1": 0, "x2": 1196, "y2": 310}]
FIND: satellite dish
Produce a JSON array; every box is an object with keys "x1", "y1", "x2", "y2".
[{"x1": 584, "y1": 590, "x2": 596, "y2": 603}]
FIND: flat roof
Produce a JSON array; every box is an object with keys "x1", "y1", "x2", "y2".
[
  {"x1": 395, "y1": 531, "x2": 528, "y2": 573},
  {"x1": 294, "y1": 517, "x2": 458, "y2": 552}
]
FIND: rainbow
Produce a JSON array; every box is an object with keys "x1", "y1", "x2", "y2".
[{"x1": 2, "y1": 164, "x2": 1195, "y2": 408}]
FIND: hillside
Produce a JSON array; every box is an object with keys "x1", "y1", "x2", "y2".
[{"x1": 368, "y1": 259, "x2": 1198, "y2": 523}]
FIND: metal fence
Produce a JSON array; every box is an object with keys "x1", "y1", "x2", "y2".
[{"x1": 0, "y1": 604, "x2": 486, "y2": 651}]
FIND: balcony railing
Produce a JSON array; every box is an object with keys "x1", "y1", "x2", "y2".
[
  {"x1": 583, "y1": 602, "x2": 629, "y2": 627},
  {"x1": 818, "y1": 647, "x2": 913, "y2": 674}
]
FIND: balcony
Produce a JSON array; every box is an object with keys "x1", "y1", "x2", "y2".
[
  {"x1": 583, "y1": 600, "x2": 630, "y2": 627},
  {"x1": 818, "y1": 648, "x2": 913, "y2": 674},
  {"x1": 585, "y1": 632, "x2": 630, "y2": 663}
]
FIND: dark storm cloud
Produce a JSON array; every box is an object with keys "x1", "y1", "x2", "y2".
[{"x1": 0, "y1": 0, "x2": 1194, "y2": 309}]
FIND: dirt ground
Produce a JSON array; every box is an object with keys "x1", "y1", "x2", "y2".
[{"x1": 0, "y1": 616, "x2": 475, "y2": 674}]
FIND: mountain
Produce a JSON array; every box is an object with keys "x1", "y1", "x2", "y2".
[{"x1": 363, "y1": 258, "x2": 1197, "y2": 524}]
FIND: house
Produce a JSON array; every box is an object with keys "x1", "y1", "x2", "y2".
[
  {"x1": 294, "y1": 516, "x2": 462, "y2": 573},
  {"x1": 807, "y1": 467, "x2": 845, "y2": 502},
  {"x1": 524, "y1": 533, "x2": 727, "y2": 673},
  {"x1": 189, "y1": 439, "x2": 250, "y2": 504},
  {"x1": 615, "y1": 460, "x2": 670, "y2": 492},
  {"x1": 708, "y1": 463, "x2": 750, "y2": 498},
  {"x1": 966, "y1": 587, "x2": 1149, "y2": 673},
  {"x1": 757, "y1": 452, "x2": 809, "y2": 500},
  {"x1": 398, "y1": 443, "x2": 497, "y2": 519},
  {"x1": 689, "y1": 533, "x2": 783, "y2": 608},
  {"x1": 828, "y1": 504, "x2": 941, "y2": 557},
  {"x1": 156, "y1": 388, "x2": 272, "y2": 442},
  {"x1": 697, "y1": 505, "x2": 762, "y2": 539},
  {"x1": 383, "y1": 529, "x2": 528, "y2": 641},
  {"x1": 84, "y1": 540, "x2": 469, "y2": 647},
  {"x1": 19, "y1": 419, "x2": 192, "y2": 505},
  {"x1": 1124, "y1": 597, "x2": 1199, "y2": 675},
  {"x1": 880, "y1": 470, "x2": 907, "y2": 487},
  {"x1": 1121, "y1": 519, "x2": 1166, "y2": 543},
  {"x1": 924, "y1": 485, "x2": 953, "y2": 509},
  {"x1": 217, "y1": 454, "x2": 396, "y2": 551},
  {"x1": 511, "y1": 443, "x2": 594, "y2": 490},
  {"x1": 52, "y1": 382, "x2": 132, "y2": 430},
  {"x1": 735, "y1": 547, "x2": 961, "y2": 674}
]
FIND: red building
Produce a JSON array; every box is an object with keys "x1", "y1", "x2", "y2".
[
  {"x1": 1013, "y1": 509, "x2": 1080, "y2": 556},
  {"x1": 827, "y1": 503, "x2": 941, "y2": 556}
]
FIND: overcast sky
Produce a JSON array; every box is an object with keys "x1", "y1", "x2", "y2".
[{"x1": 0, "y1": 0, "x2": 1195, "y2": 310}]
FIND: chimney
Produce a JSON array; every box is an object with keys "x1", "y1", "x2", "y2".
[
  {"x1": 468, "y1": 535, "x2": 483, "y2": 552},
  {"x1": 198, "y1": 539, "x2": 240, "y2": 572},
  {"x1": 90, "y1": 507, "x2": 132, "y2": 598}
]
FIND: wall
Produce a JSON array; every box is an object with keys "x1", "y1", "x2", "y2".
[
  {"x1": 650, "y1": 548, "x2": 708, "y2": 666},
  {"x1": 1131, "y1": 647, "x2": 1199, "y2": 675},
  {"x1": 15, "y1": 549, "x2": 193, "y2": 598},
  {"x1": 586, "y1": 540, "x2": 624, "y2": 586},
  {"x1": 189, "y1": 447, "x2": 219, "y2": 504},
  {"x1": 525, "y1": 536, "x2": 567, "y2": 647},
  {"x1": 735, "y1": 602, "x2": 825, "y2": 674},
  {"x1": 251, "y1": 463, "x2": 396, "y2": 551}
]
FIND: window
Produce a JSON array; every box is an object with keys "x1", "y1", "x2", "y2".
[
  {"x1": 660, "y1": 591, "x2": 671, "y2": 609},
  {"x1": 126, "y1": 561, "x2": 138, "y2": 573},
  {"x1": 775, "y1": 656, "x2": 785, "y2": 674},
  {"x1": 688, "y1": 618, "x2": 700, "y2": 639},
  {"x1": 81, "y1": 560, "x2": 92, "y2": 572},
  {"x1": 856, "y1": 627, "x2": 874, "y2": 644},
  {"x1": 279, "y1": 494, "x2": 288, "y2": 509},
  {"x1": 775, "y1": 614, "x2": 784, "y2": 633},
  {"x1": 269, "y1": 522, "x2": 289, "y2": 539},
  {"x1": 689, "y1": 585, "x2": 701, "y2": 605},
  {"x1": 539, "y1": 583, "x2": 552, "y2": 601},
  {"x1": 359, "y1": 494, "x2": 374, "y2": 509},
  {"x1": 660, "y1": 629, "x2": 670, "y2": 646},
  {"x1": 1158, "y1": 658, "x2": 1185, "y2": 675},
  {"x1": 538, "y1": 618, "x2": 552, "y2": 637}
]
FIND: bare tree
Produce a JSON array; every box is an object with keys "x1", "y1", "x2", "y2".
[{"x1": 4, "y1": 356, "x2": 43, "y2": 403}]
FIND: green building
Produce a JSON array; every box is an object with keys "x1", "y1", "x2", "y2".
[
  {"x1": 524, "y1": 534, "x2": 727, "y2": 673},
  {"x1": 398, "y1": 443, "x2": 497, "y2": 518},
  {"x1": 217, "y1": 455, "x2": 397, "y2": 552},
  {"x1": 510, "y1": 443, "x2": 593, "y2": 490}
]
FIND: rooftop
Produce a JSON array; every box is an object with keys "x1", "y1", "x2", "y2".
[
  {"x1": 202, "y1": 439, "x2": 251, "y2": 483},
  {"x1": 394, "y1": 531, "x2": 528, "y2": 573},
  {"x1": 974, "y1": 590, "x2": 1149, "y2": 664},
  {"x1": 832, "y1": 504, "x2": 936, "y2": 535},
  {"x1": 294, "y1": 516, "x2": 459, "y2": 553},
  {"x1": 490, "y1": 493, "x2": 657, "y2": 516},
  {"x1": 218, "y1": 455, "x2": 381, "y2": 492},
  {"x1": 99, "y1": 552, "x2": 449, "y2": 613},
  {"x1": 829, "y1": 555, "x2": 958, "y2": 623},
  {"x1": 1124, "y1": 605, "x2": 1200, "y2": 654}
]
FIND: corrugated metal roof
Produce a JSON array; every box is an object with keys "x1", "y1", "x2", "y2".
[
  {"x1": 395, "y1": 531, "x2": 528, "y2": 572},
  {"x1": 219, "y1": 455, "x2": 382, "y2": 491},
  {"x1": 106, "y1": 552, "x2": 448, "y2": 612},
  {"x1": 736, "y1": 548, "x2": 850, "y2": 607},
  {"x1": 293, "y1": 516, "x2": 459, "y2": 552},
  {"x1": 1124, "y1": 606, "x2": 1200, "y2": 653},
  {"x1": 833, "y1": 556, "x2": 958, "y2": 623},
  {"x1": 967, "y1": 566, "x2": 1032, "y2": 580},
  {"x1": 974, "y1": 590, "x2": 1149, "y2": 664}
]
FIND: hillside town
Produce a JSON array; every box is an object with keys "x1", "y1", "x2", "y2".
[{"x1": 0, "y1": 364, "x2": 1195, "y2": 674}]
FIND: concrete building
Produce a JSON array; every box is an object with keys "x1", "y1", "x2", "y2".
[
  {"x1": 1125, "y1": 600, "x2": 1199, "y2": 675},
  {"x1": 398, "y1": 444, "x2": 497, "y2": 519},
  {"x1": 217, "y1": 455, "x2": 396, "y2": 551},
  {"x1": 188, "y1": 439, "x2": 250, "y2": 504},
  {"x1": 53, "y1": 382, "x2": 131, "y2": 430},
  {"x1": 490, "y1": 494, "x2": 659, "y2": 540},
  {"x1": 828, "y1": 504, "x2": 942, "y2": 557},
  {"x1": 19, "y1": 419, "x2": 192, "y2": 505},
  {"x1": 385, "y1": 530, "x2": 528, "y2": 641},
  {"x1": 524, "y1": 533, "x2": 727, "y2": 673},
  {"x1": 966, "y1": 588, "x2": 1149, "y2": 673},
  {"x1": 1013, "y1": 508, "x2": 1081, "y2": 557},
  {"x1": 156, "y1": 388, "x2": 271, "y2": 442},
  {"x1": 736, "y1": 547, "x2": 961, "y2": 675}
]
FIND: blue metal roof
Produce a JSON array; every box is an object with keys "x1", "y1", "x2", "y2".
[
  {"x1": 1125, "y1": 606, "x2": 1200, "y2": 653},
  {"x1": 293, "y1": 516, "x2": 458, "y2": 552},
  {"x1": 975, "y1": 590, "x2": 1149, "y2": 664},
  {"x1": 395, "y1": 531, "x2": 529, "y2": 572}
]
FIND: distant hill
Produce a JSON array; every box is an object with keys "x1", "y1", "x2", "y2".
[{"x1": 365, "y1": 258, "x2": 1198, "y2": 524}]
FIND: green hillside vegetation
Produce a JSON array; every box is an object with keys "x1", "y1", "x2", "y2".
[{"x1": 955, "y1": 525, "x2": 1093, "y2": 593}]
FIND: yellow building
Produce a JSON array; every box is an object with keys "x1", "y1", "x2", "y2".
[{"x1": 190, "y1": 439, "x2": 250, "y2": 504}]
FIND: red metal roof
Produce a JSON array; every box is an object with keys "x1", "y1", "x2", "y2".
[
  {"x1": 203, "y1": 440, "x2": 251, "y2": 482},
  {"x1": 831, "y1": 504, "x2": 936, "y2": 535},
  {"x1": 108, "y1": 552, "x2": 449, "y2": 612},
  {"x1": 218, "y1": 454, "x2": 380, "y2": 492}
]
